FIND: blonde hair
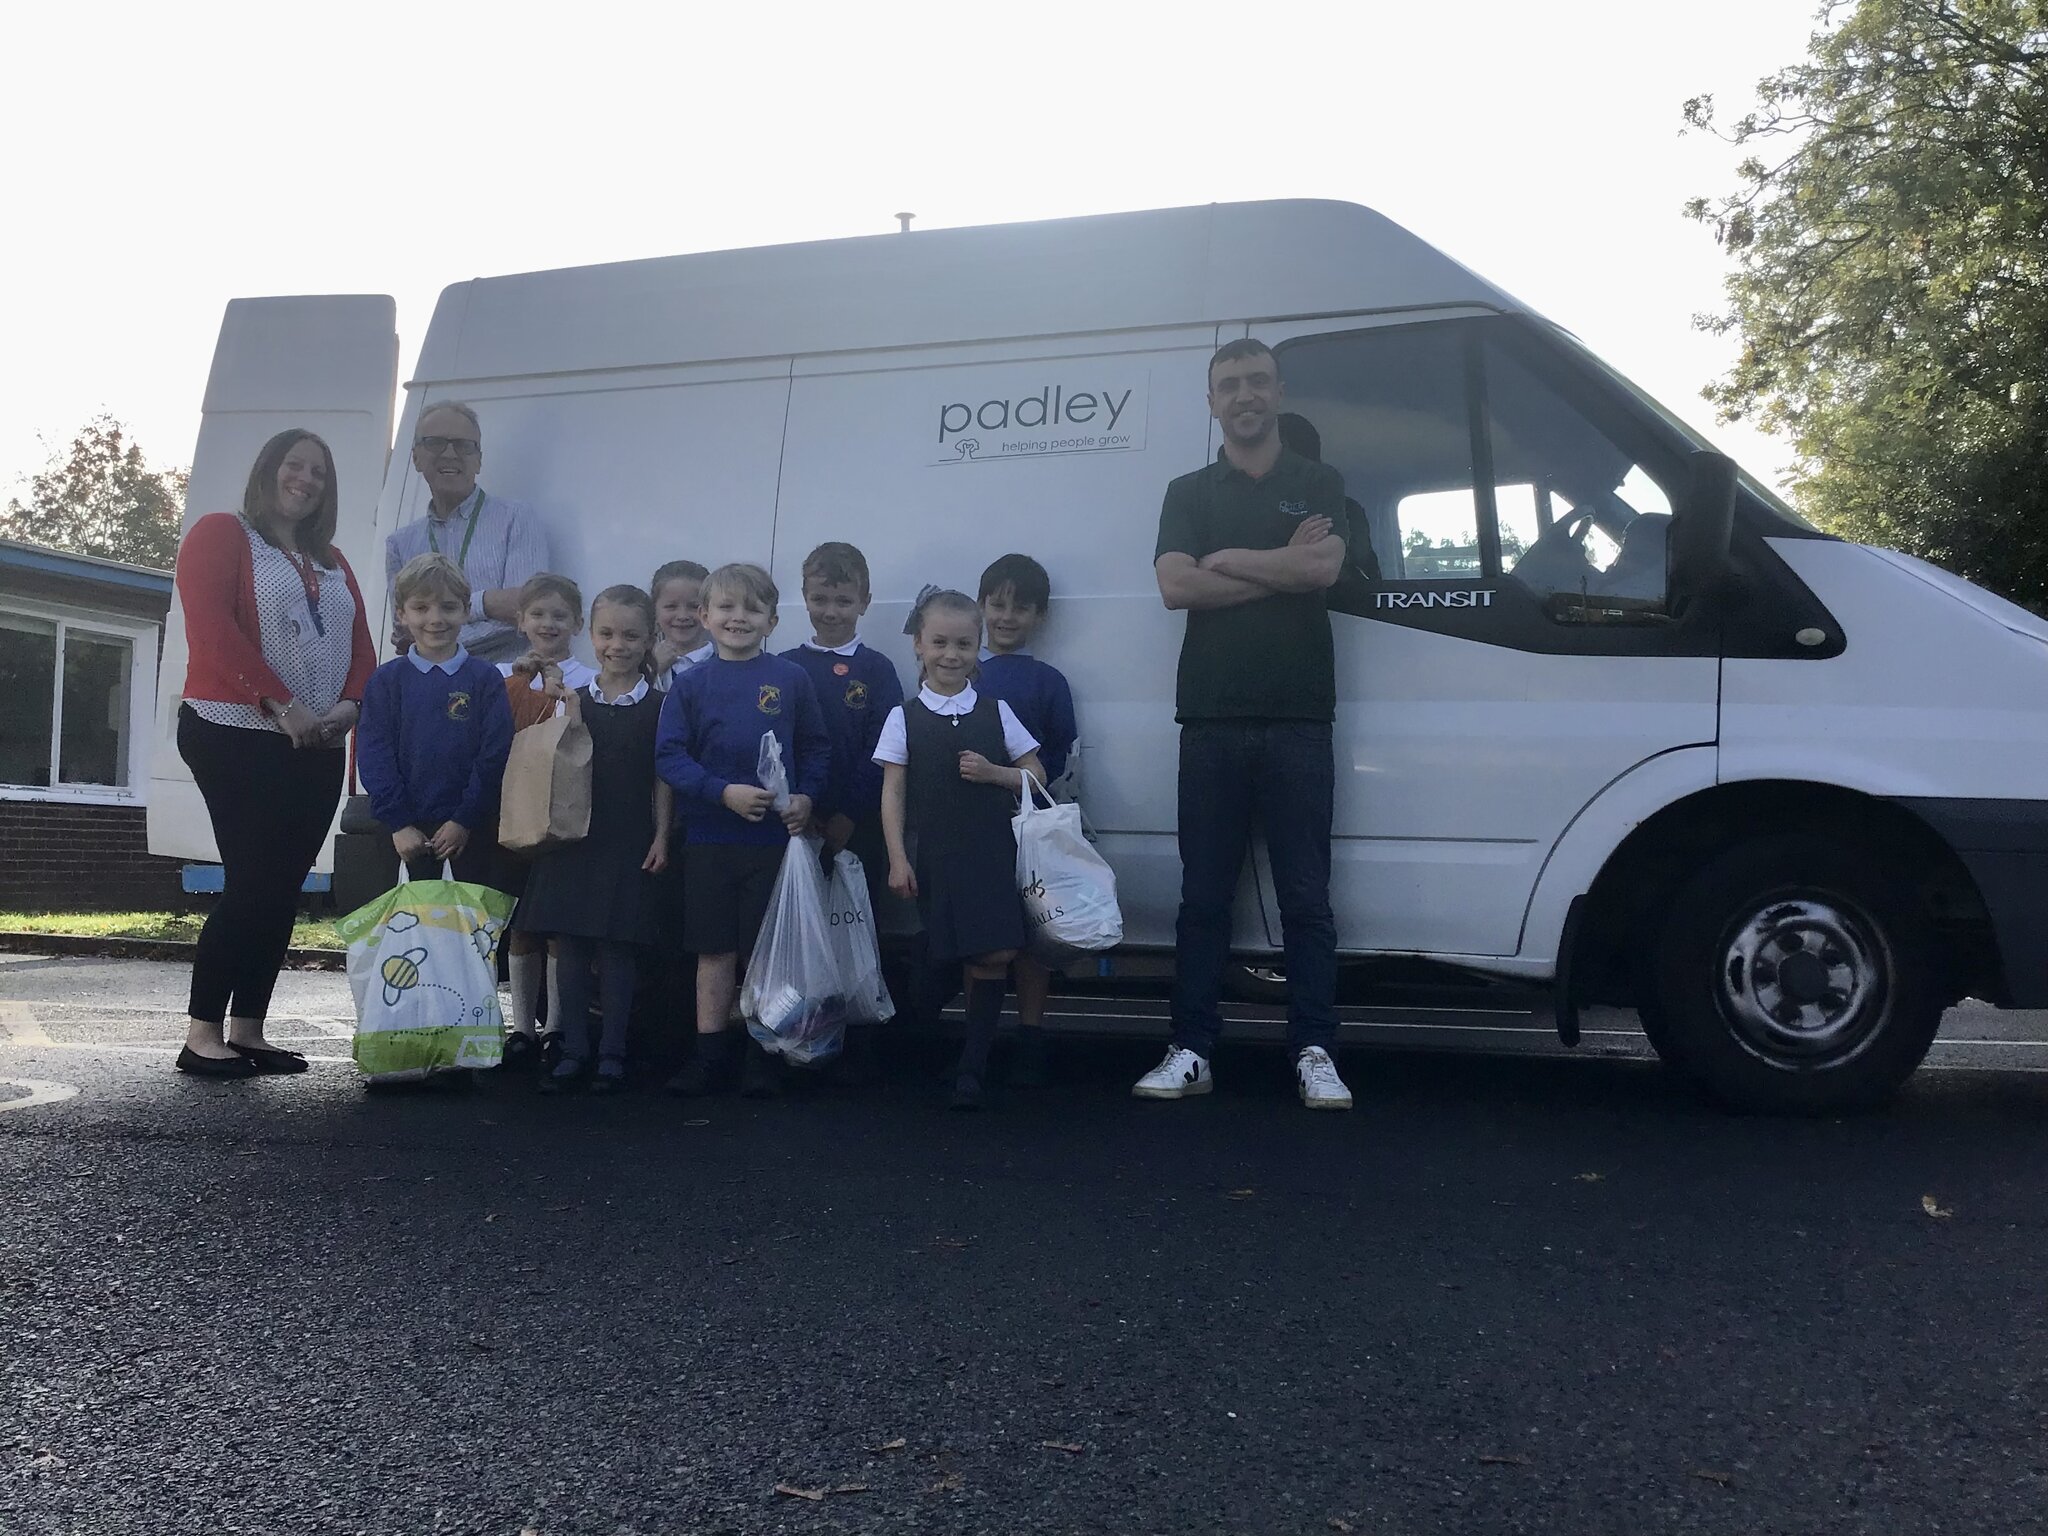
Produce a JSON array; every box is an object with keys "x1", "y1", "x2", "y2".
[
  {"x1": 703, "y1": 561, "x2": 779, "y2": 612},
  {"x1": 393, "y1": 552, "x2": 470, "y2": 608}
]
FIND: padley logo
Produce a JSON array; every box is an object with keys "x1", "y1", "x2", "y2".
[
  {"x1": 757, "y1": 685, "x2": 782, "y2": 715},
  {"x1": 445, "y1": 691, "x2": 471, "y2": 721},
  {"x1": 931, "y1": 372, "x2": 1148, "y2": 466},
  {"x1": 844, "y1": 680, "x2": 869, "y2": 709}
]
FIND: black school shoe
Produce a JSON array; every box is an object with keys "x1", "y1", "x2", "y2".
[
  {"x1": 501, "y1": 1032, "x2": 539, "y2": 1070},
  {"x1": 588, "y1": 1059, "x2": 626, "y2": 1096},
  {"x1": 949, "y1": 1072, "x2": 986, "y2": 1111},
  {"x1": 176, "y1": 1047, "x2": 259, "y2": 1080},
  {"x1": 740, "y1": 1038, "x2": 782, "y2": 1099}
]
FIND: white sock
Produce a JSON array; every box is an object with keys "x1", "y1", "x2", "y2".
[
  {"x1": 507, "y1": 951, "x2": 541, "y2": 1037},
  {"x1": 543, "y1": 953, "x2": 562, "y2": 1037}
]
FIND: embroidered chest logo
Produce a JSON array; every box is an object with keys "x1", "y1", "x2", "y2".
[
  {"x1": 757, "y1": 685, "x2": 782, "y2": 715},
  {"x1": 1277, "y1": 499, "x2": 1312, "y2": 519},
  {"x1": 445, "y1": 691, "x2": 472, "y2": 721},
  {"x1": 844, "y1": 680, "x2": 869, "y2": 710}
]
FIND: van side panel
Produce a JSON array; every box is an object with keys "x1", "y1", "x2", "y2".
[
  {"x1": 1722, "y1": 540, "x2": 2048, "y2": 799},
  {"x1": 363, "y1": 359, "x2": 797, "y2": 652},
  {"x1": 773, "y1": 328, "x2": 1227, "y2": 950},
  {"x1": 147, "y1": 296, "x2": 398, "y2": 865}
]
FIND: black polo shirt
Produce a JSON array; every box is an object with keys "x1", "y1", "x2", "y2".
[{"x1": 1153, "y1": 445, "x2": 1348, "y2": 724}]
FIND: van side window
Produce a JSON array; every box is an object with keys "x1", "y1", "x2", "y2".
[
  {"x1": 1274, "y1": 324, "x2": 1479, "y2": 586},
  {"x1": 1483, "y1": 339, "x2": 1676, "y2": 613}
]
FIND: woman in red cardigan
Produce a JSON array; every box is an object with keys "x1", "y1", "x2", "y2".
[{"x1": 173, "y1": 429, "x2": 376, "y2": 1078}]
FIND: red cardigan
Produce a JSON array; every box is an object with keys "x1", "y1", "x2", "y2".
[{"x1": 176, "y1": 513, "x2": 377, "y2": 709}]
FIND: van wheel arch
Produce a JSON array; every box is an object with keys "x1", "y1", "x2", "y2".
[{"x1": 1570, "y1": 780, "x2": 1993, "y2": 1021}]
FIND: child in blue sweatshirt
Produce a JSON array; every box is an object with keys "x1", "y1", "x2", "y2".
[
  {"x1": 358, "y1": 553, "x2": 514, "y2": 886},
  {"x1": 655, "y1": 562, "x2": 829, "y2": 1097},
  {"x1": 780, "y1": 542, "x2": 904, "y2": 1080},
  {"x1": 975, "y1": 553, "x2": 1079, "y2": 1087}
]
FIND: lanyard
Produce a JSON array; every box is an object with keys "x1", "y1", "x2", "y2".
[
  {"x1": 425, "y1": 488, "x2": 483, "y2": 566},
  {"x1": 281, "y1": 548, "x2": 325, "y2": 637}
]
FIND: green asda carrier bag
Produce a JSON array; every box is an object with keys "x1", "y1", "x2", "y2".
[{"x1": 337, "y1": 866, "x2": 515, "y2": 1082}]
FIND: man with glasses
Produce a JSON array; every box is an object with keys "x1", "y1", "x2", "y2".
[{"x1": 382, "y1": 400, "x2": 550, "y2": 661}]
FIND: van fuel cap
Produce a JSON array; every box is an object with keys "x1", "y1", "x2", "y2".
[{"x1": 1795, "y1": 627, "x2": 1828, "y2": 647}]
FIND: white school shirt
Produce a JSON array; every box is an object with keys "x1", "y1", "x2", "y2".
[
  {"x1": 872, "y1": 684, "x2": 1038, "y2": 766},
  {"x1": 803, "y1": 636, "x2": 863, "y2": 655},
  {"x1": 585, "y1": 676, "x2": 650, "y2": 706},
  {"x1": 498, "y1": 656, "x2": 596, "y2": 691},
  {"x1": 658, "y1": 641, "x2": 716, "y2": 690}
]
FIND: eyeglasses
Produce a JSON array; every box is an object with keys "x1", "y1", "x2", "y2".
[{"x1": 414, "y1": 436, "x2": 480, "y2": 458}]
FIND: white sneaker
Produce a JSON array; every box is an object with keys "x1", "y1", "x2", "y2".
[
  {"x1": 1132, "y1": 1045, "x2": 1212, "y2": 1099},
  {"x1": 1295, "y1": 1047, "x2": 1353, "y2": 1111}
]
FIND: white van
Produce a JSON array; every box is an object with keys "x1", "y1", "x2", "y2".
[{"x1": 150, "y1": 199, "x2": 2048, "y2": 1113}]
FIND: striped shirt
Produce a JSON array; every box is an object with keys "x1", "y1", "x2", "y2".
[{"x1": 383, "y1": 487, "x2": 550, "y2": 661}]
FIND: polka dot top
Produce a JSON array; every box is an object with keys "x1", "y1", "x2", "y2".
[{"x1": 189, "y1": 518, "x2": 360, "y2": 732}]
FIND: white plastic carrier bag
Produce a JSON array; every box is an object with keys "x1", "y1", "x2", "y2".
[
  {"x1": 1013, "y1": 772, "x2": 1123, "y2": 963},
  {"x1": 337, "y1": 863, "x2": 515, "y2": 1082},
  {"x1": 741, "y1": 835, "x2": 848, "y2": 1065},
  {"x1": 828, "y1": 850, "x2": 894, "y2": 1025}
]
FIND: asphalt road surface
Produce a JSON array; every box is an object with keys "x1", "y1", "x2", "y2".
[{"x1": 4, "y1": 953, "x2": 2048, "y2": 1535}]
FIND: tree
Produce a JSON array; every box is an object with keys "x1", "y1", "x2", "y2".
[
  {"x1": 1684, "y1": 0, "x2": 2048, "y2": 608},
  {"x1": 1, "y1": 415, "x2": 188, "y2": 569}
]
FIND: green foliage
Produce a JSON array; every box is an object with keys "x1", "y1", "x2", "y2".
[
  {"x1": 1685, "y1": 0, "x2": 2048, "y2": 606},
  {"x1": 1, "y1": 415, "x2": 188, "y2": 570}
]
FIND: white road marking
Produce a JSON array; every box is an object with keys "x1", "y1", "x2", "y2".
[
  {"x1": 0, "y1": 1078, "x2": 80, "y2": 1114},
  {"x1": 0, "y1": 1002, "x2": 55, "y2": 1048}
]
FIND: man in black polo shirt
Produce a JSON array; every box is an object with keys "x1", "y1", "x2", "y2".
[{"x1": 1133, "y1": 338, "x2": 1354, "y2": 1110}]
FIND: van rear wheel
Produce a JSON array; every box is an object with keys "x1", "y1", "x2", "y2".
[{"x1": 1644, "y1": 836, "x2": 1943, "y2": 1113}]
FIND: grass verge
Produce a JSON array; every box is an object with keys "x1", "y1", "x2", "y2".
[{"x1": 0, "y1": 910, "x2": 344, "y2": 950}]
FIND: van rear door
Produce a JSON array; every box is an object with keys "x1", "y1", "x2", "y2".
[{"x1": 1250, "y1": 313, "x2": 1719, "y2": 961}]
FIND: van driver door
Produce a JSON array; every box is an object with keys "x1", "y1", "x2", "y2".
[{"x1": 1243, "y1": 313, "x2": 1720, "y2": 961}]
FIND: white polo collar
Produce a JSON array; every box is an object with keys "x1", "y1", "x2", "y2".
[
  {"x1": 407, "y1": 645, "x2": 470, "y2": 676},
  {"x1": 804, "y1": 637, "x2": 862, "y2": 657},
  {"x1": 917, "y1": 683, "x2": 979, "y2": 716},
  {"x1": 587, "y1": 676, "x2": 650, "y2": 706}
]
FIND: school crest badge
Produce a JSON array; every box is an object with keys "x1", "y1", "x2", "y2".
[
  {"x1": 445, "y1": 691, "x2": 472, "y2": 721},
  {"x1": 757, "y1": 685, "x2": 782, "y2": 715},
  {"x1": 844, "y1": 680, "x2": 869, "y2": 710}
]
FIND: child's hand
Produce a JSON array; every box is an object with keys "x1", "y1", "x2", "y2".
[
  {"x1": 652, "y1": 639, "x2": 680, "y2": 674},
  {"x1": 429, "y1": 821, "x2": 470, "y2": 859},
  {"x1": 722, "y1": 784, "x2": 775, "y2": 822},
  {"x1": 392, "y1": 825, "x2": 429, "y2": 862},
  {"x1": 507, "y1": 650, "x2": 544, "y2": 678},
  {"x1": 780, "y1": 793, "x2": 813, "y2": 834},
  {"x1": 958, "y1": 750, "x2": 1006, "y2": 785},
  {"x1": 888, "y1": 859, "x2": 918, "y2": 900},
  {"x1": 642, "y1": 838, "x2": 669, "y2": 874},
  {"x1": 1288, "y1": 514, "x2": 1333, "y2": 547},
  {"x1": 822, "y1": 812, "x2": 856, "y2": 857}
]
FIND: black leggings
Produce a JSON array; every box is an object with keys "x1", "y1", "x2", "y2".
[{"x1": 178, "y1": 705, "x2": 345, "y2": 1024}]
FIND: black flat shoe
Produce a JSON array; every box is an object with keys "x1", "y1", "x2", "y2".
[
  {"x1": 501, "y1": 1032, "x2": 539, "y2": 1070},
  {"x1": 176, "y1": 1047, "x2": 259, "y2": 1079},
  {"x1": 228, "y1": 1042, "x2": 308, "y2": 1075}
]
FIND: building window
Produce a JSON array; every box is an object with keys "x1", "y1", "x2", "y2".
[{"x1": 0, "y1": 606, "x2": 149, "y2": 798}]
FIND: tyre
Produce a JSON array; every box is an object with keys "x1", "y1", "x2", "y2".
[
  {"x1": 1225, "y1": 963, "x2": 1291, "y2": 1006},
  {"x1": 1644, "y1": 835, "x2": 1943, "y2": 1113}
]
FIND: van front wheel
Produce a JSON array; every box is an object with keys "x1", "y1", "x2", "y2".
[{"x1": 1646, "y1": 837, "x2": 1943, "y2": 1113}]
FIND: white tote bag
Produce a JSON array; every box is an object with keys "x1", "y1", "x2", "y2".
[{"x1": 1012, "y1": 772, "x2": 1122, "y2": 962}]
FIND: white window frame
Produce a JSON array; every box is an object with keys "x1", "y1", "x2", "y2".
[{"x1": 0, "y1": 595, "x2": 159, "y2": 807}]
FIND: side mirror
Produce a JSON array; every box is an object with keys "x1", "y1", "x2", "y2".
[{"x1": 1668, "y1": 450, "x2": 1737, "y2": 620}]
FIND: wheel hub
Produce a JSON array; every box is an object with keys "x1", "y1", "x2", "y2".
[{"x1": 1719, "y1": 897, "x2": 1885, "y2": 1060}]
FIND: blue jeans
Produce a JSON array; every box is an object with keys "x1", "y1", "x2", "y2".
[{"x1": 1170, "y1": 721, "x2": 1338, "y2": 1057}]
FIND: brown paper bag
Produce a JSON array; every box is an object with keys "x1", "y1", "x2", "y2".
[{"x1": 497, "y1": 712, "x2": 593, "y2": 851}]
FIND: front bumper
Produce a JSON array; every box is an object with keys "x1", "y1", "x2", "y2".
[{"x1": 1897, "y1": 797, "x2": 2048, "y2": 1007}]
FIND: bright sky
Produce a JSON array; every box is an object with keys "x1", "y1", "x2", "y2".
[{"x1": 0, "y1": 0, "x2": 1820, "y2": 504}]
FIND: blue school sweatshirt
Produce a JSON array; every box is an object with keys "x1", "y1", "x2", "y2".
[
  {"x1": 978, "y1": 652, "x2": 1077, "y2": 784},
  {"x1": 777, "y1": 641, "x2": 904, "y2": 824},
  {"x1": 655, "y1": 652, "x2": 831, "y2": 846},
  {"x1": 357, "y1": 649, "x2": 514, "y2": 832}
]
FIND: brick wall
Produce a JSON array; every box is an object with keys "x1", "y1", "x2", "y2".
[{"x1": 0, "y1": 801, "x2": 187, "y2": 912}]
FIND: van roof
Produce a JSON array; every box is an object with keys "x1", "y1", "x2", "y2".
[{"x1": 412, "y1": 199, "x2": 1525, "y2": 386}]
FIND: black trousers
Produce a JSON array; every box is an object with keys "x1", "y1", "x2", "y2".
[{"x1": 178, "y1": 705, "x2": 345, "y2": 1024}]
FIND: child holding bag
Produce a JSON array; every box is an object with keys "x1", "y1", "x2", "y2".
[
  {"x1": 874, "y1": 590, "x2": 1045, "y2": 1110},
  {"x1": 516, "y1": 585, "x2": 672, "y2": 1095}
]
